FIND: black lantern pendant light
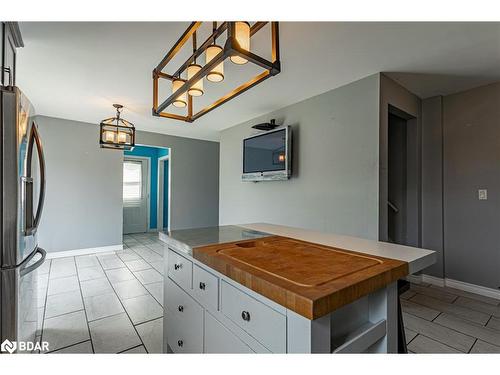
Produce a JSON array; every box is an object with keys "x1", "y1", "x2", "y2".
[{"x1": 99, "y1": 104, "x2": 135, "y2": 150}]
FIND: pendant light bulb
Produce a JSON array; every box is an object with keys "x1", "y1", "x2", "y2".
[
  {"x1": 172, "y1": 79, "x2": 187, "y2": 108},
  {"x1": 206, "y1": 45, "x2": 224, "y2": 82},
  {"x1": 230, "y1": 21, "x2": 251, "y2": 65},
  {"x1": 187, "y1": 64, "x2": 204, "y2": 96}
]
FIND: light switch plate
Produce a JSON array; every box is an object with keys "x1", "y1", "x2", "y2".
[{"x1": 478, "y1": 189, "x2": 487, "y2": 200}]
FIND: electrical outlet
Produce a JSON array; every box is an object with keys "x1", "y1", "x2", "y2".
[{"x1": 478, "y1": 189, "x2": 487, "y2": 200}]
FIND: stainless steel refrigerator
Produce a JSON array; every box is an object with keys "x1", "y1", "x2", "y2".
[{"x1": 0, "y1": 86, "x2": 46, "y2": 353}]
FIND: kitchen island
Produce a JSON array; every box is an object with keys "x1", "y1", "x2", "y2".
[{"x1": 159, "y1": 224, "x2": 435, "y2": 354}]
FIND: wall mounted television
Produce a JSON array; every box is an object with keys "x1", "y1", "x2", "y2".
[{"x1": 242, "y1": 126, "x2": 292, "y2": 181}]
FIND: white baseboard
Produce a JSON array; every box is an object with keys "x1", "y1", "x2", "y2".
[
  {"x1": 405, "y1": 274, "x2": 423, "y2": 284},
  {"x1": 421, "y1": 274, "x2": 446, "y2": 287},
  {"x1": 445, "y1": 278, "x2": 500, "y2": 300},
  {"x1": 46, "y1": 244, "x2": 123, "y2": 259},
  {"x1": 406, "y1": 273, "x2": 500, "y2": 300}
]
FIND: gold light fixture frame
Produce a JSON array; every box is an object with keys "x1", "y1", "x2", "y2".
[{"x1": 152, "y1": 22, "x2": 280, "y2": 123}]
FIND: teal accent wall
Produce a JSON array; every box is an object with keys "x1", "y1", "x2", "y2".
[{"x1": 124, "y1": 145, "x2": 169, "y2": 230}]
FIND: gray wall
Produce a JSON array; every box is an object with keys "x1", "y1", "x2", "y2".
[
  {"x1": 421, "y1": 96, "x2": 444, "y2": 278},
  {"x1": 421, "y1": 82, "x2": 500, "y2": 288},
  {"x1": 219, "y1": 74, "x2": 381, "y2": 239},
  {"x1": 135, "y1": 130, "x2": 219, "y2": 231},
  {"x1": 37, "y1": 116, "x2": 219, "y2": 254},
  {"x1": 36, "y1": 116, "x2": 123, "y2": 253},
  {"x1": 443, "y1": 82, "x2": 500, "y2": 289}
]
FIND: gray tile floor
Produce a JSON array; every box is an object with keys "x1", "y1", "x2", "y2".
[
  {"x1": 36, "y1": 232, "x2": 500, "y2": 354},
  {"x1": 401, "y1": 282, "x2": 500, "y2": 353},
  {"x1": 36, "y1": 232, "x2": 164, "y2": 353}
]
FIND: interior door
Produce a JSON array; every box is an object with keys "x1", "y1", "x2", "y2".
[{"x1": 123, "y1": 158, "x2": 148, "y2": 234}]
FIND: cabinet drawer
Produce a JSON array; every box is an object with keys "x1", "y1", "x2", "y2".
[
  {"x1": 167, "y1": 312, "x2": 203, "y2": 353},
  {"x1": 193, "y1": 265, "x2": 219, "y2": 311},
  {"x1": 165, "y1": 277, "x2": 202, "y2": 322},
  {"x1": 165, "y1": 278, "x2": 203, "y2": 353},
  {"x1": 204, "y1": 311, "x2": 254, "y2": 353},
  {"x1": 167, "y1": 249, "x2": 192, "y2": 290},
  {"x1": 220, "y1": 281, "x2": 286, "y2": 353}
]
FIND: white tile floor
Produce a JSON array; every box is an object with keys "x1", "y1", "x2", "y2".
[
  {"x1": 36, "y1": 232, "x2": 164, "y2": 353},
  {"x1": 36, "y1": 232, "x2": 500, "y2": 354}
]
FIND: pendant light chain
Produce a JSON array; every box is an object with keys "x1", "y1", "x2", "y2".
[{"x1": 192, "y1": 31, "x2": 197, "y2": 64}]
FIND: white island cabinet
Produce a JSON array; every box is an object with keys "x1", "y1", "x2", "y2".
[{"x1": 159, "y1": 224, "x2": 435, "y2": 354}]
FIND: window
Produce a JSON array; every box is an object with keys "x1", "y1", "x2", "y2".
[{"x1": 123, "y1": 161, "x2": 142, "y2": 204}]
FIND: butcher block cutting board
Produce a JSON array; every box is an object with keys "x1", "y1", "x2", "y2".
[{"x1": 193, "y1": 236, "x2": 408, "y2": 319}]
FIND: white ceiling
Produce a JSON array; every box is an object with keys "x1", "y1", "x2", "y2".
[{"x1": 18, "y1": 22, "x2": 500, "y2": 141}]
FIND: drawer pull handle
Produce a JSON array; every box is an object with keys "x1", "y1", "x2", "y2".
[
  {"x1": 199, "y1": 282, "x2": 206, "y2": 290},
  {"x1": 177, "y1": 340, "x2": 183, "y2": 347},
  {"x1": 241, "y1": 310, "x2": 251, "y2": 322},
  {"x1": 174, "y1": 263, "x2": 182, "y2": 270},
  {"x1": 178, "y1": 305, "x2": 184, "y2": 312}
]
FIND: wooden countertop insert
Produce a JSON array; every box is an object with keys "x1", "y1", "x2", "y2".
[
  {"x1": 216, "y1": 239, "x2": 382, "y2": 287},
  {"x1": 193, "y1": 236, "x2": 408, "y2": 320}
]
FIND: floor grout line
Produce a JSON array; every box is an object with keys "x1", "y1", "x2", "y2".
[
  {"x1": 117, "y1": 344, "x2": 144, "y2": 354},
  {"x1": 73, "y1": 256, "x2": 96, "y2": 354},
  {"x1": 415, "y1": 333, "x2": 468, "y2": 353},
  {"x1": 402, "y1": 285, "x2": 500, "y2": 352},
  {"x1": 484, "y1": 315, "x2": 493, "y2": 328},
  {"x1": 46, "y1": 339, "x2": 92, "y2": 354},
  {"x1": 95, "y1": 243, "x2": 163, "y2": 354},
  {"x1": 38, "y1": 259, "x2": 52, "y2": 353},
  {"x1": 404, "y1": 306, "x2": 476, "y2": 342},
  {"x1": 405, "y1": 332, "x2": 418, "y2": 346},
  {"x1": 133, "y1": 316, "x2": 163, "y2": 328},
  {"x1": 468, "y1": 338, "x2": 478, "y2": 353},
  {"x1": 431, "y1": 311, "x2": 442, "y2": 322},
  {"x1": 40, "y1": 236, "x2": 163, "y2": 354},
  {"x1": 407, "y1": 292, "x2": 492, "y2": 325}
]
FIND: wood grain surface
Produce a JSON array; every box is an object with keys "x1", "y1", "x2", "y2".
[{"x1": 193, "y1": 236, "x2": 408, "y2": 320}]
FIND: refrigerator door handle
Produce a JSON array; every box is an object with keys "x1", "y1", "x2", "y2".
[
  {"x1": 20, "y1": 247, "x2": 46, "y2": 277},
  {"x1": 24, "y1": 122, "x2": 46, "y2": 236}
]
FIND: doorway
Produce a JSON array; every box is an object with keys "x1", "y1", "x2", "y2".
[
  {"x1": 123, "y1": 157, "x2": 149, "y2": 234},
  {"x1": 387, "y1": 106, "x2": 420, "y2": 247},
  {"x1": 122, "y1": 145, "x2": 170, "y2": 235}
]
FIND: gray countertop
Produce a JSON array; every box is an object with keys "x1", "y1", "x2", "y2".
[
  {"x1": 158, "y1": 225, "x2": 272, "y2": 255},
  {"x1": 158, "y1": 223, "x2": 435, "y2": 274}
]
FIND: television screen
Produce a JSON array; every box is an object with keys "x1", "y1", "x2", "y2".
[{"x1": 243, "y1": 128, "x2": 287, "y2": 173}]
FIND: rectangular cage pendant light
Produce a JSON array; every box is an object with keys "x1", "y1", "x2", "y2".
[
  {"x1": 152, "y1": 22, "x2": 281, "y2": 123},
  {"x1": 99, "y1": 104, "x2": 135, "y2": 150}
]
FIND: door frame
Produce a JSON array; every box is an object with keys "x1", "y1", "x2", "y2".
[
  {"x1": 123, "y1": 155, "x2": 151, "y2": 232},
  {"x1": 157, "y1": 154, "x2": 170, "y2": 231}
]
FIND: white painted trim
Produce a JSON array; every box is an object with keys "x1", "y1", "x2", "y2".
[
  {"x1": 123, "y1": 155, "x2": 150, "y2": 233},
  {"x1": 421, "y1": 274, "x2": 445, "y2": 287},
  {"x1": 167, "y1": 150, "x2": 172, "y2": 231},
  {"x1": 157, "y1": 155, "x2": 169, "y2": 231},
  {"x1": 405, "y1": 274, "x2": 423, "y2": 284},
  {"x1": 46, "y1": 244, "x2": 123, "y2": 259},
  {"x1": 406, "y1": 273, "x2": 500, "y2": 300},
  {"x1": 158, "y1": 159, "x2": 163, "y2": 231},
  {"x1": 445, "y1": 277, "x2": 500, "y2": 300}
]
